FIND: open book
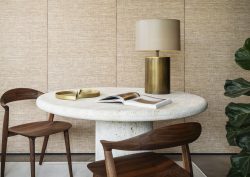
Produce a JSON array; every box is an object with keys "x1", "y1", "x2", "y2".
[{"x1": 98, "y1": 92, "x2": 172, "y2": 109}]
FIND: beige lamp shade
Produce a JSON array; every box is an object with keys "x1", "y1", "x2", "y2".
[{"x1": 136, "y1": 19, "x2": 180, "y2": 51}]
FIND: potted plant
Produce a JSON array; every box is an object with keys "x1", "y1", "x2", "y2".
[{"x1": 224, "y1": 38, "x2": 250, "y2": 177}]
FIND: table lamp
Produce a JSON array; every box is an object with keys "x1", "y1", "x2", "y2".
[{"x1": 136, "y1": 19, "x2": 180, "y2": 94}]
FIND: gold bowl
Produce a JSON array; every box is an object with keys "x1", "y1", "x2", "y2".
[
  {"x1": 55, "y1": 89, "x2": 100, "y2": 100},
  {"x1": 78, "y1": 89, "x2": 100, "y2": 98}
]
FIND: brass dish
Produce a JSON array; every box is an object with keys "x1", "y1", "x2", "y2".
[
  {"x1": 55, "y1": 91, "x2": 78, "y2": 100},
  {"x1": 78, "y1": 89, "x2": 100, "y2": 98},
  {"x1": 55, "y1": 89, "x2": 100, "y2": 100}
]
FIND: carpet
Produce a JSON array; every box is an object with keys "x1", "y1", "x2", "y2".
[{"x1": 1, "y1": 162, "x2": 207, "y2": 177}]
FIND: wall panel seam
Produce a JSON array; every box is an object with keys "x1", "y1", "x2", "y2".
[
  {"x1": 47, "y1": 0, "x2": 49, "y2": 92},
  {"x1": 184, "y1": 0, "x2": 186, "y2": 123},
  {"x1": 116, "y1": 0, "x2": 118, "y2": 87}
]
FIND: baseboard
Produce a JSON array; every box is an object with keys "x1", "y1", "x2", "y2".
[
  {"x1": 3, "y1": 153, "x2": 95, "y2": 155},
  {"x1": 2, "y1": 152, "x2": 236, "y2": 155}
]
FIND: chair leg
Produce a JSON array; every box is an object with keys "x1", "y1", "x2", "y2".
[
  {"x1": 182, "y1": 144, "x2": 193, "y2": 177},
  {"x1": 29, "y1": 138, "x2": 36, "y2": 177},
  {"x1": 1, "y1": 135, "x2": 8, "y2": 177},
  {"x1": 64, "y1": 130, "x2": 73, "y2": 177},
  {"x1": 39, "y1": 136, "x2": 49, "y2": 165}
]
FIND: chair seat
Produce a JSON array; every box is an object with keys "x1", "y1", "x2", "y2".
[
  {"x1": 9, "y1": 121, "x2": 72, "y2": 137},
  {"x1": 87, "y1": 152, "x2": 190, "y2": 177}
]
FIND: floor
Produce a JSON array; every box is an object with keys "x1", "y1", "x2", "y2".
[
  {"x1": 1, "y1": 161, "x2": 205, "y2": 177},
  {"x1": 5, "y1": 154, "x2": 231, "y2": 177}
]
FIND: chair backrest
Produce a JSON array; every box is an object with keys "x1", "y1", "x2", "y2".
[
  {"x1": 0, "y1": 88, "x2": 43, "y2": 107},
  {"x1": 0, "y1": 88, "x2": 44, "y2": 136},
  {"x1": 99, "y1": 122, "x2": 201, "y2": 177},
  {"x1": 101, "y1": 122, "x2": 202, "y2": 151}
]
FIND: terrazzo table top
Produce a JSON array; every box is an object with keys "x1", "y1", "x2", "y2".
[{"x1": 36, "y1": 87, "x2": 208, "y2": 122}]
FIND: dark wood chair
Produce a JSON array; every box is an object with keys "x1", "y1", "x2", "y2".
[
  {"x1": 0, "y1": 88, "x2": 73, "y2": 177},
  {"x1": 88, "y1": 122, "x2": 202, "y2": 177}
]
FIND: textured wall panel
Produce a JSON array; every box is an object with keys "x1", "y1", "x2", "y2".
[
  {"x1": 1, "y1": 0, "x2": 249, "y2": 154},
  {"x1": 0, "y1": 1, "x2": 47, "y2": 152},
  {"x1": 117, "y1": 0, "x2": 185, "y2": 153},
  {"x1": 48, "y1": 0, "x2": 116, "y2": 90},
  {"x1": 185, "y1": 0, "x2": 250, "y2": 153},
  {"x1": 48, "y1": 0, "x2": 116, "y2": 153}
]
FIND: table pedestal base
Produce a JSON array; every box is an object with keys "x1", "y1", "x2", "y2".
[{"x1": 95, "y1": 121, "x2": 153, "y2": 160}]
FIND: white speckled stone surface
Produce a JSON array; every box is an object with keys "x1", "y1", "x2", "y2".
[
  {"x1": 95, "y1": 121, "x2": 153, "y2": 160},
  {"x1": 36, "y1": 87, "x2": 207, "y2": 160},
  {"x1": 36, "y1": 87, "x2": 208, "y2": 122}
]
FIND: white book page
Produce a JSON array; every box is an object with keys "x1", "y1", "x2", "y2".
[{"x1": 124, "y1": 95, "x2": 172, "y2": 109}]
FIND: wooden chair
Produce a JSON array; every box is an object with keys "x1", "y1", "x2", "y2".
[
  {"x1": 0, "y1": 88, "x2": 73, "y2": 177},
  {"x1": 88, "y1": 122, "x2": 201, "y2": 177}
]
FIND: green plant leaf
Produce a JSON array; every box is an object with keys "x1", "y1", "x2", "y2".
[
  {"x1": 224, "y1": 78, "x2": 250, "y2": 98},
  {"x1": 227, "y1": 167, "x2": 244, "y2": 177},
  {"x1": 236, "y1": 134, "x2": 250, "y2": 150},
  {"x1": 231, "y1": 150, "x2": 250, "y2": 177},
  {"x1": 235, "y1": 38, "x2": 250, "y2": 70},
  {"x1": 226, "y1": 38, "x2": 250, "y2": 177},
  {"x1": 226, "y1": 122, "x2": 238, "y2": 146},
  {"x1": 244, "y1": 38, "x2": 250, "y2": 50},
  {"x1": 226, "y1": 103, "x2": 250, "y2": 128},
  {"x1": 226, "y1": 122, "x2": 250, "y2": 146}
]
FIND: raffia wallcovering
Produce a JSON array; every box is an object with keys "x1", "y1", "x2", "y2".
[
  {"x1": 0, "y1": 0, "x2": 48, "y2": 152},
  {"x1": 47, "y1": 0, "x2": 116, "y2": 153},
  {"x1": 185, "y1": 0, "x2": 250, "y2": 153},
  {"x1": 0, "y1": 0, "x2": 249, "y2": 153}
]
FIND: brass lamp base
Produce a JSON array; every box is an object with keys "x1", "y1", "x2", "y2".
[{"x1": 145, "y1": 57, "x2": 170, "y2": 94}]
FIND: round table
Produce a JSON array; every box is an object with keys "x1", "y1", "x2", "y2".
[{"x1": 36, "y1": 87, "x2": 207, "y2": 160}]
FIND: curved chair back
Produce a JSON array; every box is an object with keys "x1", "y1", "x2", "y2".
[
  {"x1": 101, "y1": 122, "x2": 201, "y2": 151},
  {"x1": 1, "y1": 88, "x2": 43, "y2": 107},
  {"x1": 0, "y1": 88, "x2": 44, "y2": 137},
  {"x1": 95, "y1": 122, "x2": 202, "y2": 177}
]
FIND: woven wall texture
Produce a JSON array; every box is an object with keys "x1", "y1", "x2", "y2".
[{"x1": 0, "y1": 0, "x2": 249, "y2": 153}]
